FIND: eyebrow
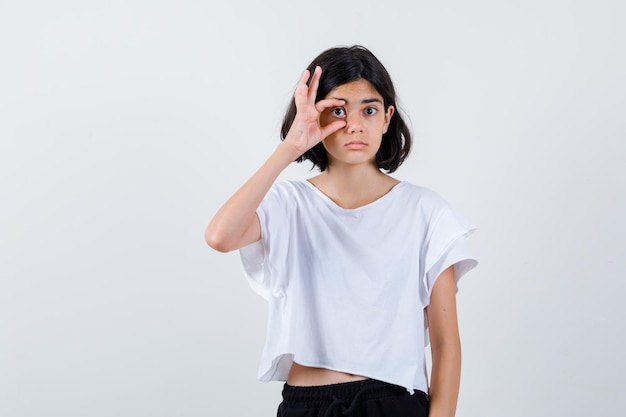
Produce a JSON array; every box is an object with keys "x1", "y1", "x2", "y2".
[{"x1": 331, "y1": 97, "x2": 383, "y2": 105}]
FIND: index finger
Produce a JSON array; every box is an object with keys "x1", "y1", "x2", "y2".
[{"x1": 315, "y1": 98, "x2": 345, "y2": 114}]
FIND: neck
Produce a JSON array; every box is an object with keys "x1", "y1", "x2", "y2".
[
  {"x1": 323, "y1": 162, "x2": 384, "y2": 190},
  {"x1": 309, "y1": 162, "x2": 399, "y2": 209}
]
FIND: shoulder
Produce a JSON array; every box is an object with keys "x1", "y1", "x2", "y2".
[
  {"x1": 399, "y1": 183, "x2": 477, "y2": 242},
  {"x1": 390, "y1": 182, "x2": 461, "y2": 229},
  {"x1": 261, "y1": 180, "x2": 312, "y2": 211},
  {"x1": 267, "y1": 179, "x2": 310, "y2": 198},
  {"x1": 396, "y1": 181, "x2": 449, "y2": 209},
  {"x1": 258, "y1": 180, "x2": 324, "y2": 226}
]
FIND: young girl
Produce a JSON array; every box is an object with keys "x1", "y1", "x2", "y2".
[{"x1": 205, "y1": 45, "x2": 477, "y2": 417}]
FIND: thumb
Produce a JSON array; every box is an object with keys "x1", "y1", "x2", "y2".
[{"x1": 319, "y1": 120, "x2": 346, "y2": 139}]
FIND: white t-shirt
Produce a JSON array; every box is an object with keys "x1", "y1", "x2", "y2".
[{"x1": 239, "y1": 180, "x2": 477, "y2": 394}]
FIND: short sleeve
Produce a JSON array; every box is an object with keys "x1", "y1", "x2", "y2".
[
  {"x1": 239, "y1": 238, "x2": 270, "y2": 300},
  {"x1": 421, "y1": 206, "x2": 478, "y2": 306},
  {"x1": 238, "y1": 182, "x2": 293, "y2": 300}
]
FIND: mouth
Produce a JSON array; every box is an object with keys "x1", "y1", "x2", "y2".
[{"x1": 345, "y1": 140, "x2": 367, "y2": 150}]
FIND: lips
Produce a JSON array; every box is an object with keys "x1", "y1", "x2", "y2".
[{"x1": 345, "y1": 140, "x2": 367, "y2": 150}]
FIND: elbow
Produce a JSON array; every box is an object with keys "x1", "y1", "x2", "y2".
[
  {"x1": 205, "y1": 216, "x2": 258, "y2": 252},
  {"x1": 204, "y1": 228, "x2": 233, "y2": 253}
]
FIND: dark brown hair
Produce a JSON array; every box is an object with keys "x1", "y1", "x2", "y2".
[{"x1": 280, "y1": 45, "x2": 412, "y2": 173}]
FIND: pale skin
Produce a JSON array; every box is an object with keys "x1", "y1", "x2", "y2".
[{"x1": 205, "y1": 66, "x2": 461, "y2": 417}]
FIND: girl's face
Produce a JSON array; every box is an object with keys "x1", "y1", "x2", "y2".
[{"x1": 319, "y1": 79, "x2": 394, "y2": 169}]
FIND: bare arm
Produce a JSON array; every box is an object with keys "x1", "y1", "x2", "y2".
[
  {"x1": 204, "y1": 67, "x2": 346, "y2": 252},
  {"x1": 426, "y1": 266, "x2": 462, "y2": 417}
]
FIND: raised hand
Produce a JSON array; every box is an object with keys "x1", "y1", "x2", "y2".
[
  {"x1": 282, "y1": 66, "x2": 347, "y2": 157},
  {"x1": 206, "y1": 68, "x2": 346, "y2": 252}
]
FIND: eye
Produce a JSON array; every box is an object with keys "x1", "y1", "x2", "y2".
[
  {"x1": 331, "y1": 107, "x2": 346, "y2": 118},
  {"x1": 364, "y1": 107, "x2": 378, "y2": 116}
]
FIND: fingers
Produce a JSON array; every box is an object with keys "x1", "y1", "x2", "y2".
[
  {"x1": 315, "y1": 98, "x2": 345, "y2": 113},
  {"x1": 287, "y1": 67, "x2": 346, "y2": 148},
  {"x1": 319, "y1": 120, "x2": 346, "y2": 139},
  {"x1": 300, "y1": 68, "x2": 311, "y2": 84},
  {"x1": 295, "y1": 66, "x2": 324, "y2": 106},
  {"x1": 296, "y1": 66, "x2": 337, "y2": 119},
  {"x1": 308, "y1": 66, "x2": 322, "y2": 102}
]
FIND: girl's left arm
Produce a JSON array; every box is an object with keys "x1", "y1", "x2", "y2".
[{"x1": 426, "y1": 266, "x2": 462, "y2": 417}]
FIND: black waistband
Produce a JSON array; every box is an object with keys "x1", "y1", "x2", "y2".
[{"x1": 281, "y1": 379, "x2": 427, "y2": 407}]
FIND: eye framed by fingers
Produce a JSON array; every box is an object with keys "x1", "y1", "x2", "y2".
[{"x1": 331, "y1": 107, "x2": 346, "y2": 118}]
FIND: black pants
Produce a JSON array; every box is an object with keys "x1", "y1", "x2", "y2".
[{"x1": 277, "y1": 379, "x2": 429, "y2": 417}]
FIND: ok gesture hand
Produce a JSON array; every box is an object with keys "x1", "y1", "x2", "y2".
[{"x1": 283, "y1": 66, "x2": 347, "y2": 157}]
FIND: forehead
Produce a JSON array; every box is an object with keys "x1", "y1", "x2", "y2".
[{"x1": 324, "y1": 79, "x2": 382, "y2": 101}]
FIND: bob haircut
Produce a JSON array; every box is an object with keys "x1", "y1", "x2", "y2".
[{"x1": 280, "y1": 45, "x2": 411, "y2": 173}]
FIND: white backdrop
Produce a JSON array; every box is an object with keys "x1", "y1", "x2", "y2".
[{"x1": 1, "y1": 1, "x2": 624, "y2": 416}]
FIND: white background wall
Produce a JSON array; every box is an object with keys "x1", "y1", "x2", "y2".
[{"x1": 1, "y1": 1, "x2": 624, "y2": 416}]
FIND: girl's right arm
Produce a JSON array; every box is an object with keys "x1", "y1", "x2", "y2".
[{"x1": 204, "y1": 66, "x2": 346, "y2": 252}]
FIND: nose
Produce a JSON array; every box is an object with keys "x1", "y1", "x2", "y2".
[{"x1": 345, "y1": 112, "x2": 364, "y2": 133}]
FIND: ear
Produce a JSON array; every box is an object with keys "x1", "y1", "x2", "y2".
[{"x1": 382, "y1": 105, "x2": 395, "y2": 133}]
